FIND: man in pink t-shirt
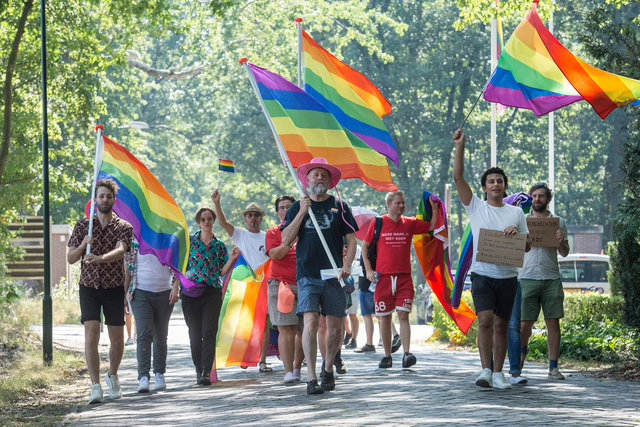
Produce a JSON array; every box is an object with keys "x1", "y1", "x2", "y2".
[{"x1": 361, "y1": 190, "x2": 437, "y2": 369}]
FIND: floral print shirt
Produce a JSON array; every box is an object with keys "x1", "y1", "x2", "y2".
[{"x1": 187, "y1": 231, "x2": 228, "y2": 288}]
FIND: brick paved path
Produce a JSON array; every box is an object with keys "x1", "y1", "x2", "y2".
[{"x1": 57, "y1": 316, "x2": 640, "y2": 426}]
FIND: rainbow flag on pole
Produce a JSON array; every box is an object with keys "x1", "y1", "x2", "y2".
[
  {"x1": 301, "y1": 30, "x2": 398, "y2": 166},
  {"x1": 247, "y1": 63, "x2": 397, "y2": 192},
  {"x1": 218, "y1": 159, "x2": 235, "y2": 173},
  {"x1": 215, "y1": 255, "x2": 269, "y2": 368},
  {"x1": 484, "y1": 1, "x2": 640, "y2": 118},
  {"x1": 414, "y1": 192, "x2": 476, "y2": 334},
  {"x1": 97, "y1": 132, "x2": 189, "y2": 274}
]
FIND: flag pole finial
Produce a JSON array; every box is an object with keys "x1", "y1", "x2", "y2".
[
  {"x1": 239, "y1": 57, "x2": 248, "y2": 64},
  {"x1": 295, "y1": 17, "x2": 303, "y2": 23},
  {"x1": 95, "y1": 124, "x2": 104, "y2": 132}
]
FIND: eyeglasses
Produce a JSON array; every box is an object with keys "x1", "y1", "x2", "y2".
[
  {"x1": 245, "y1": 212, "x2": 262, "y2": 218},
  {"x1": 277, "y1": 205, "x2": 290, "y2": 211}
]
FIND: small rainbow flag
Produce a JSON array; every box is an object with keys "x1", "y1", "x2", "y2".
[
  {"x1": 302, "y1": 30, "x2": 398, "y2": 166},
  {"x1": 218, "y1": 158, "x2": 235, "y2": 173},
  {"x1": 96, "y1": 130, "x2": 189, "y2": 274},
  {"x1": 414, "y1": 191, "x2": 476, "y2": 334},
  {"x1": 215, "y1": 255, "x2": 269, "y2": 368},
  {"x1": 484, "y1": 1, "x2": 640, "y2": 118}
]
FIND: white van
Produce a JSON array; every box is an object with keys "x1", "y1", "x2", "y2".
[{"x1": 558, "y1": 254, "x2": 611, "y2": 294}]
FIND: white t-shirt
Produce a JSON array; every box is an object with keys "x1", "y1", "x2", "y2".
[
  {"x1": 231, "y1": 227, "x2": 268, "y2": 271},
  {"x1": 136, "y1": 252, "x2": 173, "y2": 292},
  {"x1": 463, "y1": 194, "x2": 529, "y2": 279}
]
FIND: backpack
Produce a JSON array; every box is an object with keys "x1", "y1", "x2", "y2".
[{"x1": 358, "y1": 217, "x2": 383, "y2": 291}]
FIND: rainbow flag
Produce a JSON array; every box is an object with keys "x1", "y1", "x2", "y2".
[
  {"x1": 218, "y1": 158, "x2": 235, "y2": 173},
  {"x1": 451, "y1": 192, "x2": 533, "y2": 308},
  {"x1": 484, "y1": 1, "x2": 640, "y2": 118},
  {"x1": 414, "y1": 191, "x2": 476, "y2": 334},
  {"x1": 97, "y1": 132, "x2": 189, "y2": 274},
  {"x1": 302, "y1": 30, "x2": 398, "y2": 166},
  {"x1": 215, "y1": 255, "x2": 269, "y2": 368},
  {"x1": 248, "y1": 63, "x2": 397, "y2": 192}
]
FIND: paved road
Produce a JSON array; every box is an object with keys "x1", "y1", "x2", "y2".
[{"x1": 49, "y1": 316, "x2": 640, "y2": 426}]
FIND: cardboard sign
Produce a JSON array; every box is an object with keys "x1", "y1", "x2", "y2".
[
  {"x1": 476, "y1": 228, "x2": 527, "y2": 268},
  {"x1": 526, "y1": 217, "x2": 560, "y2": 247}
]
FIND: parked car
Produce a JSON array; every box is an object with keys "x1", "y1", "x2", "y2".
[
  {"x1": 558, "y1": 253, "x2": 611, "y2": 294},
  {"x1": 415, "y1": 284, "x2": 433, "y2": 325}
]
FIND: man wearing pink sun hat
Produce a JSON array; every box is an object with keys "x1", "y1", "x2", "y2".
[{"x1": 281, "y1": 157, "x2": 358, "y2": 395}]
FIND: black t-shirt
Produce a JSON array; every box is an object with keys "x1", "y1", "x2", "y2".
[{"x1": 281, "y1": 195, "x2": 358, "y2": 280}]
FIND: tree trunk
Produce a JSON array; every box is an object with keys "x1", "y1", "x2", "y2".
[{"x1": 0, "y1": 0, "x2": 34, "y2": 184}]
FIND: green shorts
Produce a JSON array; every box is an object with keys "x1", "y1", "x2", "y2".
[{"x1": 520, "y1": 278, "x2": 564, "y2": 321}]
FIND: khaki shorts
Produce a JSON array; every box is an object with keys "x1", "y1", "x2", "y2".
[
  {"x1": 520, "y1": 278, "x2": 564, "y2": 321},
  {"x1": 267, "y1": 279, "x2": 303, "y2": 329}
]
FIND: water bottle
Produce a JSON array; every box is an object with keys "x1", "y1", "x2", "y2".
[{"x1": 369, "y1": 272, "x2": 380, "y2": 292}]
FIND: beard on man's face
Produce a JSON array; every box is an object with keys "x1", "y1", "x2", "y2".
[
  {"x1": 97, "y1": 204, "x2": 113, "y2": 214},
  {"x1": 311, "y1": 182, "x2": 328, "y2": 195},
  {"x1": 532, "y1": 201, "x2": 548, "y2": 212}
]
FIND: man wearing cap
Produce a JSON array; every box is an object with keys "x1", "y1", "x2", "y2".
[
  {"x1": 212, "y1": 190, "x2": 272, "y2": 372},
  {"x1": 281, "y1": 157, "x2": 358, "y2": 395}
]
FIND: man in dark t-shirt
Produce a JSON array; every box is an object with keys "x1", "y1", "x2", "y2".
[
  {"x1": 281, "y1": 158, "x2": 358, "y2": 395},
  {"x1": 68, "y1": 179, "x2": 132, "y2": 404}
]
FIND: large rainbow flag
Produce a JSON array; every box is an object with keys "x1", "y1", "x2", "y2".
[
  {"x1": 484, "y1": 1, "x2": 640, "y2": 118},
  {"x1": 414, "y1": 191, "x2": 476, "y2": 334},
  {"x1": 215, "y1": 255, "x2": 269, "y2": 369},
  {"x1": 96, "y1": 129, "x2": 189, "y2": 275},
  {"x1": 248, "y1": 63, "x2": 397, "y2": 192},
  {"x1": 301, "y1": 30, "x2": 398, "y2": 166}
]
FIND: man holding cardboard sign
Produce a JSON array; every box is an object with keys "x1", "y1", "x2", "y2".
[
  {"x1": 452, "y1": 129, "x2": 530, "y2": 389},
  {"x1": 518, "y1": 183, "x2": 570, "y2": 381}
]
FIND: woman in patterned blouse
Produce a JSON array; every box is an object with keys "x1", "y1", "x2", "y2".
[{"x1": 182, "y1": 206, "x2": 239, "y2": 385}]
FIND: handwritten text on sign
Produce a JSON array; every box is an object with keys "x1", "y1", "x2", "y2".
[
  {"x1": 476, "y1": 228, "x2": 527, "y2": 268},
  {"x1": 526, "y1": 217, "x2": 559, "y2": 247}
]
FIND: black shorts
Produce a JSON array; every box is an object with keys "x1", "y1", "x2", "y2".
[
  {"x1": 470, "y1": 273, "x2": 517, "y2": 320},
  {"x1": 79, "y1": 285, "x2": 125, "y2": 326}
]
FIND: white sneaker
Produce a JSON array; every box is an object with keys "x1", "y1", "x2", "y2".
[
  {"x1": 492, "y1": 372, "x2": 512, "y2": 389},
  {"x1": 510, "y1": 375, "x2": 528, "y2": 385},
  {"x1": 154, "y1": 373, "x2": 166, "y2": 390},
  {"x1": 292, "y1": 368, "x2": 301, "y2": 382},
  {"x1": 88, "y1": 383, "x2": 104, "y2": 404},
  {"x1": 137, "y1": 376, "x2": 150, "y2": 393},
  {"x1": 548, "y1": 368, "x2": 566, "y2": 380},
  {"x1": 283, "y1": 372, "x2": 295, "y2": 384},
  {"x1": 105, "y1": 373, "x2": 122, "y2": 399},
  {"x1": 475, "y1": 368, "x2": 492, "y2": 388}
]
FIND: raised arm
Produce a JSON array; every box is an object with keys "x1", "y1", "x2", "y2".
[
  {"x1": 453, "y1": 129, "x2": 473, "y2": 206},
  {"x1": 281, "y1": 196, "x2": 310, "y2": 246},
  {"x1": 211, "y1": 189, "x2": 235, "y2": 238}
]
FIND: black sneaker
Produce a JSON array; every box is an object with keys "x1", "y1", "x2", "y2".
[
  {"x1": 391, "y1": 334, "x2": 402, "y2": 353},
  {"x1": 402, "y1": 352, "x2": 417, "y2": 368},
  {"x1": 345, "y1": 338, "x2": 357, "y2": 349},
  {"x1": 379, "y1": 356, "x2": 392, "y2": 369},
  {"x1": 307, "y1": 379, "x2": 324, "y2": 395},
  {"x1": 354, "y1": 344, "x2": 376, "y2": 353},
  {"x1": 343, "y1": 332, "x2": 352, "y2": 346},
  {"x1": 334, "y1": 351, "x2": 348, "y2": 374},
  {"x1": 320, "y1": 369, "x2": 335, "y2": 391}
]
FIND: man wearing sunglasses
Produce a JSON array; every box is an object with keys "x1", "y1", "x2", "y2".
[{"x1": 212, "y1": 190, "x2": 272, "y2": 372}]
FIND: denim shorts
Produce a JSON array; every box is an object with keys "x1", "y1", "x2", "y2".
[
  {"x1": 359, "y1": 290, "x2": 375, "y2": 316},
  {"x1": 297, "y1": 276, "x2": 347, "y2": 318}
]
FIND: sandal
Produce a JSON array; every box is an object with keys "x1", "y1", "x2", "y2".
[{"x1": 259, "y1": 361, "x2": 273, "y2": 373}]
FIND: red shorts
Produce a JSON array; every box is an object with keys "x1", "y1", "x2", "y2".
[{"x1": 374, "y1": 273, "x2": 414, "y2": 315}]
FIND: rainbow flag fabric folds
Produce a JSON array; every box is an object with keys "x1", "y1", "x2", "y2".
[
  {"x1": 302, "y1": 30, "x2": 398, "y2": 166},
  {"x1": 414, "y1": 191, "x2": 476, "y2": 334},
  {"x1": 218, "y1": 158, "x2": 235, "y2": 173},
  {"x1": 248, "y1": 63, "x2": 397, "y2": 191},
  {"x1": 97, "y1": 133, "x2": 189, "y2": 274},
  {"x1": 484, "y1": 1, "x2": 640, "y2": 118},
  {"x1": 215, "y1": 256, "x2": 269, "y2": 368}
]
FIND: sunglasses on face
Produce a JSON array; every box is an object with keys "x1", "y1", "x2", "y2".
[{"x1": 245, "y1": 212, "x2": 261, "y2": 218}]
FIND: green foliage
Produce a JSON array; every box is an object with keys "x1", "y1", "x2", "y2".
[
  {"x1": 431, "y1": 291, "x2": 478, "y2": 346},
  {"x1": 528, "y1": 294, "x2": 639, "y2": 363}
]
